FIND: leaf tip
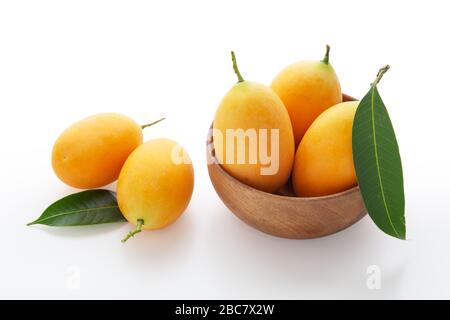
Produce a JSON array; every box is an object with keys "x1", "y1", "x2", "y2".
[{"x1": 386, "y1": 227, "x2": 406, "y2": 240}]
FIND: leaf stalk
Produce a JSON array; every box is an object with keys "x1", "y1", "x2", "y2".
[{"x1": 372, "y1": 65, "x2": 390, "y2": 87}]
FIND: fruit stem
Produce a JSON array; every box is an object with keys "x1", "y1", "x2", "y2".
[
  {"x1": 141, "y1": 118, "x2": 166, "y2": 130},
  {"x1": 372, "y1": 65, "x2": 390, "y2": 87},
  {"x1": 141, "y1": 117, "x2": 165, "y2": 130},
  {"x1": 231, "y1": 51, "x2": 244, "y2": 83},
  {"x1": 321, "y1": 44, "x2": 331, "y2": 64},
  {"x1": 121, "y1": 219, "x2": 144, "y2": 243}
]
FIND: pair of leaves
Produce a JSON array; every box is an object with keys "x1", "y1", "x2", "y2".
[
  {"x1": 352, "y1": 66, "x2": 406, "y2": 239},
  {"x1": 28, "y1": 190, "x2": 125, "y2": 227}
]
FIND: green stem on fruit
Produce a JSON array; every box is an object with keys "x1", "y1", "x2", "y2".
[
  {"x1": 321, "y1": 44, "x2": 331, "y2": 64},
  {"x1": 141, "y1": 117, "x2": 165, "y2": 130},
  {"x1": 121, "y1": 219, "x2": 144, "y2": 243},
  {"x1": 371, "y1": 65, "x2": 390, "y2": 87},
  {"x1": 231, "y1": 51, "x2": 244, "y2": 83}
]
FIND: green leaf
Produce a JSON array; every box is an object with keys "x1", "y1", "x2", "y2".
[
  {"x1": 352, "y1": 66, "x2": 405, "y2": 239},
  {"x1": 28, "y1": 190, "x2": 126, "y2": 227}
]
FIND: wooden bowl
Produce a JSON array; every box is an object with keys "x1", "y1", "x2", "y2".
[{"x1": 206, "y1": 94, "x2": 367, "y2": 239}]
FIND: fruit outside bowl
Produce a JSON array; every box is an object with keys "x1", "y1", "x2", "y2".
[{"x1": 206, "y1": 94, "x2": 367, "y2": 239}]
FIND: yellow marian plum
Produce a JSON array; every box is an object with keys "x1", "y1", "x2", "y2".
[
  {"x1": 52, "y1": 113, "x2": 163, "y2": 189},
  {"x1": 271, "y1": 45, "x2": 342, "y2": 146},
  {"x1": 292, "y1": 101, "x2": 359, "y2": 197},
  {"x1": 213, "y1": 52, "x2": 295, "y2": 193},
  {"x1": 117, "y1": 138, "x2": 194, "y2": 242}
]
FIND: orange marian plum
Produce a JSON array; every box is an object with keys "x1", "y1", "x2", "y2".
[
  {"x1": 213, "y1": 52, "x2": 295, "y2": 193},
  {"x1": 292, "y1": 101, "x2": 358, "y2": 197},
  {"x1": 117, "y1": 139, "x2": 194, "y2": 242},
  {"x1": 52, "y1": 113, "x2": 163, "y2": 189},
  {"x1": 271, "y1": 45, "x2": 342, "y2": 147}
]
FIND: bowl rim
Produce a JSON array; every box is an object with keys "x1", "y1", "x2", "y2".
[{"x1": 208, "y1": 140, "x2": 360, "y2": 202}]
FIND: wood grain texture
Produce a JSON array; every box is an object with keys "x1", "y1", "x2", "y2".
[{"x1": 206, "y1": 94, "x2": 367, "y2": 239}]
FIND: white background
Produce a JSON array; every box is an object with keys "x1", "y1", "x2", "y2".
[{"x1": 0, "y1": 0, "x2": 449, "y2": 299}]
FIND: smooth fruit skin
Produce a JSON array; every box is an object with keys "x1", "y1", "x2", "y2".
[
  {"x1": 292, "y1": 101, "x2": 359, "y2": 197},
  {"x1": 117, "y1": 139, "x2": 194, "y2": 230},
  {"x1": 52, "y1": 113, "x2": 143, "y2": 189},
  {"x1": 213, "y1": 81, "x2": 295, "y2": 193},
  {"x1": 271, "y1": 60, "x2": 342, "y2": 147}
]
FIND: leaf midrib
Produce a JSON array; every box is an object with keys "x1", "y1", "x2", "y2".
[
  {"x1": 31, "y1": 205, "x2": 119, "y2": 224},
  {"x1": 370, "y1": 86, "x2": 400, "y2": 238}
]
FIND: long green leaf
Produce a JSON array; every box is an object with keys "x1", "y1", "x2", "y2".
[
  {"x1": 352, "y1": 66, "x2": 405, "y2": 239},
  {"x1": 28, "y1": 190, "x2": 126, "y2": 226}
]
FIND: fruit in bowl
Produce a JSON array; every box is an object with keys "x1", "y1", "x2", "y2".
[
  {"x1": 212, "y1": 52, "x2": 295, "y2": 193},
  {"x1": 207, "y1": 49, "x2": 367, "y2": 239}
]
